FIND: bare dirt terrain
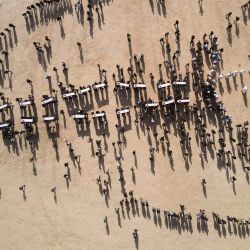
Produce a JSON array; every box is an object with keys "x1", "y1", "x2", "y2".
[{"x1": 0, "y1": 0, "x2": 249, "y2": 249}]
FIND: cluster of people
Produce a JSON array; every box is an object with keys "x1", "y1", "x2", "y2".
[
  {"x1": 22, "y1": 0, "x2": 73, "y2": 34},
  {"x1": 213, "y1": 212, "x2": 250, "y2": 237},
  {"x1": 0, "y1": 1, "x2": 250, "y2": 246}
]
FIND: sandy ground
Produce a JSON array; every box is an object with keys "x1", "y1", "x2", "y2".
[{"x1": 0, "y1": 0, "x2": 250, "y2": 249}]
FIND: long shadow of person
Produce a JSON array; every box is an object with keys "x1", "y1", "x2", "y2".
[
  {"x1": 198, "y1": 0, "x2": 203, "y2": 16},
  {"x1": 89, "y1": 17, "x2": 94, "y2": 38},
  {"x1": 134, "y1": 236, "x2": 139, "y2": 250},
  {"x1": 32, "y1": 161, "x2": 37, "y2": 176},
  {"x1": 79, "y1": 47, "x2": 84, "y2": 63},
  {"x1": 158, "y1": 213, "x2": 162, "y2": 228},
  {"x1": 132, "y1": 169, "x2": 136, "y2": 184},
  {"x1": 28, "y1": 13, "x2": 36, "y2": 32},
  {"x1": 96, "y1": 10, "x2": 102, "y2": 30},
  {"x1": 51, "y1": 187, "x2": 57, "y2": 204},
  {"x1": 227, "y1": 28, "x2": 232, "y2": 46},
  {"x1": 242, "y1": 92, "x2": 248, "y2": 107},
  {"x1": 60, "y1": 23, "x2": 65, "y2": 39},
  {"x1": 235, "y1": 21, "x2": 240, "y2": 38},
  {"x1": 19, "y1": 185, "x2": 26, "y2": 202},
  {"x1": 153, "y1": 209, "x2": 158, "y2": 226},
  {"x1": 162, "y1": 1, "x2": 167, "y2": 17},
  {"x1": 104, "y1": 216, "x2": 110, "y2": 235},
  {"x1": 64, "y1": 174, "x2": 70, "y2": 189},
  {"x1": 188, "y1": 218, "x2": 193, "y2": 233},
  {"x1": 149, "y1": 0, "x2": 154, "y2": 14},
  {"x1": 116, "y1": 210, "x2": 122, "y2": 227},
  {"x1": 202, "y1": 184, "x2": 207, "y2": 198},
  {"x1": 24, "y1": 15, "x2": 31, "y2": 34},
  {"x1": 232, "y1": 181, "x2": 236, "y2": 195},
  {"x1": 222, "y1": 224, "x2": 227, "y2": 238}
]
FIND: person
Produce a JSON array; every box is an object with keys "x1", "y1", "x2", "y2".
[
  {"x1": 133, "y1": 229, "x2": 138, "y2": 239},
  {"x1": 241, "y1": 86, "x2": 248, "y2": 94},
  {"x1": 127, "y1": 33, "x2": 131, "y2": 43},
  {"x1": 4, "y1": 28, "x2": 10, "y2": 33},
  {"x1": 45, "y1": 36, "x2": 50, "y2": 42},
  {"x1": 225, "y1": 12, "x2": 232, "y2": 20},
  {"x1": 230, "y1": 176, "x2": 236, "y2": 182},
  {"x1": 174, "y1": 20, "x2": 179, "y2": 30},
  {"x1": 160, "y1": 38, "x2": 164, "y2": 45},
  {"x1": 234, "y1": 16, "x2": 240, "y2": 23},
  {"x1": 9, "y1": 23, "x2": 15, "y2": 28},
  {"x1": 19, "y1": 185, "x2": 25, "y2": 191},
  {"x1": 190, "y1": 35, "x2": 195, "y2": 43}
]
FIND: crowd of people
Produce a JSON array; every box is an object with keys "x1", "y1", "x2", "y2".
[{"x1": 0, "y1": 0, "x2": 250, "y2": 247}]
